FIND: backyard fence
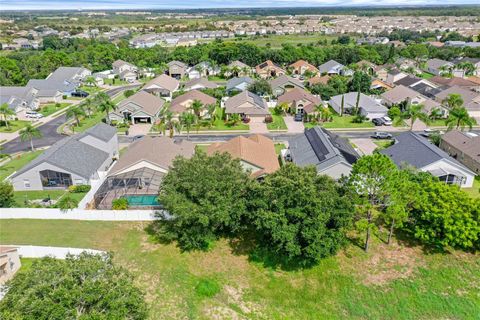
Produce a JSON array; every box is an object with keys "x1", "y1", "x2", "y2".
[{"x1": 0, "y1": 208, "x2": 163, "y2": 221}]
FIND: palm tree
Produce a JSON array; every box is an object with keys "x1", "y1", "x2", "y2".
[
  {"x1": 428, "y1": 107, "x2": 444, "y2": 122},
  {"x1": 206, "y1": 104, "x2": 216, "y2": 128},
  {"x1": 97, "y1": 100, "x2": 116, "y2": 124},
  {"x1": 340, "y1": 94, "x2": 345, "y2": 117},
  {"x1": 180, "y1": 112, "x2": 195, "y2": 139},
  {"x1": 231, "y1": 66, "x2": 241, "y2": 78},
  {"x1": 318, "y1": 106, "x2": 333, "y2": 122},
  {"x1": 457, "y1": 62, "x2": 475, "y2": 76},
  {"x1": 354, "y1": 91, "x2": 361, "y2": 115},
  {"x1": 403, "y1": 104, "x2": 429, "y2": 131},
  {"x1": 445, "y1": 107, "x2": 477, "y2": 131},
  {"x1": 19, "y1": 124, "x2": 42, "y2": 151},
  {"x1": 439, "y1": 64, "x2": 453, "y2": 78},
  {"x1": 229, "y1": 113, "x2": 241, "y2": 126},
  {"x1": 159, "y1": 110, "x2": 176, "y2": 138},
  {"x1": 80, "y1": 97, "x2": 95, "y2": 118},
  {"x1": 442, "y1": 94, "x2": 464, "y2": 110},
  {"x1": 190, "y1": 99, "x2": 203, "y2": 119},
  {"x1": 84, "y1": 76, "x2": 97, "y2": 87},
  {"x1": 66, "y1": 106, "x2": 86, "y2": 127},
  {"x1": 0, "y1": 103, "x2": 15, "y2": 130}
]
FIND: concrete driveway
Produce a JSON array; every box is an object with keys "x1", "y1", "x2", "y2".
[
  {"x1": 284, "y1": 115, "x2": 304, "y2": 133},
  {"x1": 350, "y1": 138, "x2": 378, "y2": 155},
  {"x1": 249, "y1": 117, "x2": 268, "y2": 134},
  {"x1": 127, "y1": 123, "x2": 152, "y2": 137}
]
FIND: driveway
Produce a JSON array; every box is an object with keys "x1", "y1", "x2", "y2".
[
  {"x1": 350, "y1": 138, "x2": 378, "y2": 155},
  {"x1": 249, "y1": 117, "x2": 268, "y2": 134},
  {"x1": 127, "y1": 123, "x2": 152, "y2": 136},
  {"x1": 284, "y1": 115, "x2": 304, "y2": 133}
]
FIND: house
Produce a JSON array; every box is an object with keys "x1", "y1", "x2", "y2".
[
  {"x1": 386, "y1": 69, "x2": 408, "y2": 85},
  {"x1": 380, "y1": 132, "x2": 475, "y2": 187},
  {"x1": 308, "y1": 75, "x2": 330, "y2": 87},
  {"x1": 440, "y1": 131, "x2": 480, "y2": 175},
  {"x1": 269, "y1": 75, "x2": 305, "y2": 97},
  {"x1": 110, "y1": 91, "x2": 164, "y2": 124},
  {"x1": 167, "y1": 60, "x2": 187, "y2": 79},
  {"x1": 381, "y1": 85, "x2": 426, "y2": 106},
  {"x1": 393, "y1": 75, "x2": 423, "y2": 88},
  {"x1": 329, "y1": 92, "x2": 388, "y2": 120},
  {"x1": 0, "y1": 86, "x2": 40, "y2": 113},
  {"x1": 187, "y1": 61, "x2": 220, "y2": 79},
  {"x1": 0, "y1": 246, "x2": 21, "y2": 285},
  {"x1": 289, "y1": 60, "x2": 319, "y2": 75},
  {"x1": 112, "y1": 60, "x2": 138, "y2": 81},
  {"x1": 26, "y1": 66, "x2": 91, "y2": 101},
  {"x1": 374, "y1": 65, "x2": 392, "y2": 82},
  {"x1": 183, "y1": 77, "x2": 218, "y2": 91},
  {"x1": 170, "y1": 90, "x2": 216, "y2": 117},
  {"x1": 370, "y1": 79, "x2": 393, "y2": 91},
  {"x1": 434, "y1": 86, "x2": 480, "y2": 119},
  {"x1": 94, "y1": 136, "x2": 194, "y2": 209},
  {"x1": 224, "y1": 90, "x2": 270, "y2": 119},
  {"x1": 255, "y1": 60, "x2": 286, "y2": 79},
  {"x1": 277, "y1": 88, "x2": 321, "y2": 115},
  {"x1": 207, "y1": 134, "x2": 279, "y2": 178},
  {"x1": 226, "y1": 77, "x2": 254, "y2": 94},
  {"x1": 287, "y1": 127, "x2": 359, "y2": 179},
  {"x1": 429, "y1": 76, "x2": 478, "y2": 89},
  {"x1": 142, "y1": 74, "x2": 179, "y2": 100},
  {"x1": 225, "y1": 60, "x2": 251, "y2": 77},
  {"x1": 318, "y1": 60, "x2": 352, "y2": 76},
  {"x1": 425, "y1": 58, "x2": 454, "y2": 76},
  {"x1": 356, "y1": 60, "x2": 377, "y2": 75},
  {"x1": 451, "y1": 57, "x2": 480, "y2": 77},
  {"x1": 10, "y1": 123, "x2": 118, "y2": 191}
]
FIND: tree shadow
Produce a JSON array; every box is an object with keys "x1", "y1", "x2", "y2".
[{"x1": 394, "y1": 229, "x2": 448, "y2": 255}]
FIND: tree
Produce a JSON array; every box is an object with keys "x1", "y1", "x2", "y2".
[
  {"x1": 354, "y1": 91, "x2": 361, "y2": 115},
  {"x1": 84, "y1": 76, "x2": 96, "y2": 87},
  {"x1": 348, "y1": 154, "x2": 398, "y2": 252},
  {"x1": 112, "y1": 198, "x2": 129, "y2": 210},
  {"x1": 442, "y1": 93, "x2": 463, "y2": 110},
  {"x1": 0, "y1": 253, "x2": 148, "y2": 319},
  {"x1": 180, "y1": 111, "x2": 196, "y2": 139},
  {"x1": 402, "y1": 104, "x2": 430, "y2": 130},
  {"x1": 124, "y1": 89, "x2": 135, "y2": 98},
  {"x1": 190, "y1": 99, "x2": 203, "y2": 118},
  {"x1": 154, "y1": 152, "x2": 250, "y2": 251},
  {"x1": 57, "y1": 194, "x2": 79, "y2": 212},
  {"x1": 19, "y1": 124, "x2": 42, "y2": 152},
  {"x1": 0, "y1": 181, "x2": 14, "y2": 208},
  {"x1": 349, "y1": 71, "x2": 371, "y2": 93},
  {"x1": 247, "y1": 79, "x2": 272, "y2": 96},
  {"x1": 97, "y1": 99, "x2": 116, "y2": 124},
  {"x1": 247, "y1": 164, "x2": 353, "y2": 265},
  {"x1": 66, "y1": 106, "x2": 85, "y2": 127},
  {"x1": 340, "y1": 94, "x2": 345, "y2": 116},
  {"x1": 428, "y1": 107, "x2": 444, "y2": 121},
  {"x1": 0, "y1": 103, "x2": 15, "y2": 130},
  {"x1": 445, "y1": 106, "x2": 477, "y2": 131},
  {"x1": 228, "y1": 113, "x2": 241, "y2": 126},
  {"x1": 79, "y1": 97, "x2": 95, "y2": 118}
]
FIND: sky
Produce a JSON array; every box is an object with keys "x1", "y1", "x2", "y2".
[{"x1": 0, "y1": 0, "x2": 478, "y2": 11}]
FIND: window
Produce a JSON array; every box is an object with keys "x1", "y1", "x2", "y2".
[
  {"x1": 75, "y1": 179, "x2": 83, "y2": 185},
  {"x1": 39, "y1": 170, "x2": 72, "y2": 188},
  {"x1": 23, "y1": 179, "x2": 31, "y2": 188}
]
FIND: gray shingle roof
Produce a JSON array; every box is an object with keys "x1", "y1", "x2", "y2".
[
  {"x1": 318, "y1": 60, "x2": 344, "y2": 74},
  {"x1": 226, "y1": 77, "x2": 254, "y2": 91}
]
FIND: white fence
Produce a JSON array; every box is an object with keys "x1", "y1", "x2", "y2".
[
  {"x1": 10, "y1": 245, "x2": 106, "y2": 259},
  {"x1": 0, "y1": 208, "x2": 162, "y2": 221}
]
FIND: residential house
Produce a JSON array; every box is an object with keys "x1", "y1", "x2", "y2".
[
  {"x1": 269, "y1": 75, "x2": 305, "y2": 97},
  {"x1": 308, "y1": 75, "x2": 330, "y2": 87},
  {"x1": 170, "y1": 90, "x2": 216, "y2": 118},
  {"x1": 167, "y1": 60, "x2": 188, "y2": 79},
  {"x1": 94, "y1": 136, "x2": 194, "y2": 209},
  {"x1": 0, "y1": 86, "x2": 40, "y2": 113},
  {"x1": 110, "y1": 91, "x2": 164, "y2": 124},
  {"x1": 112, "y1": 59, "x2": 138, "y2": 82},
  {"x1": 226, "y1": 77, "x2": 254, "y2": 94},
  {"x1": 434, "y1": 86, "x2": 480, "y2": 119},
  {"x1": 381, "y1": 85, "x2": 446, "y2": 116},
  {"x1": 329, "y1": 92, "x2": 388, "y2": 120},
  {"x1": 289, "y1": 60, "x2": 319, "y2": 75},
  {"x1": 440, "y1": 131, "x2": 480, "y2": 174},
  {"x1": 277, "y1": 87, "x2": 321, "y2": 116},
  {"x1": 356, "y1": 60, "x2": 377, "y2": 75},
  {"x1": 374, "y1": 64, "x2": 393, "y2": 82},
  {"x1": 386, "y1": 69, "x2": 408, "y2": 85},
  {"x1": 207, "y1": 134, "x2": 279, "y2": 178},
  {"x1": 393, "y1": 75, "x2": 423, "y2": 87},
  {"x1": 183, "y1": 77, "x2": 218, "y2": 91},
  {"x1": 224, "y1": 90, "x2": 270, "y2": 119},
  {"x1": 425, "y1": 58, "x2": 454, "y2": 76},
  {"x1": 451, "y1": 57, "x2": 480, "y2": 77},
  {"x1": 370, "y1": 79, "x2": 393, "y2": 91},
  {"x1": 0, "y1": 246, "x2": 21, "y2": 285},
  {"x1": 10, "y1": 123, "x2": 118, "y2": 191},
  {"x1": 187, "y1": 61, "x2": 220, "y2": 79},
  {"x1": 318, "y1": 60, "x2": 352, "y2": 76},
  {"x1": 255, "y1": 60, "x2": 286, "y2": 79},
  {"x1": 429, "y1": 76, "x2": 478, "y2": 90},
  {"x1": 380, "y1": 131, "x2": 475, "y2": 188},
  {"x1": 143, "y1": 74, "x2": 179, "y2": 100},
  {"x1": 287, "y1": 127, "x2": 359, "y2": 179},
  {"x1": 225, "y1": 60, "x2": 251, "y2": 77}
]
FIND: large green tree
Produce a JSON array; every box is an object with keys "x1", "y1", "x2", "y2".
[
  {"x1": 0, "y1": 181, "x2": 15, "y2": 208},
  {"x1": 19, "y1": 124, "x2": 42, "y2": 151},
  {"x1": 0, "y1": 253, "x2": 148, "y2": 320},
  {"x1": 445, "y1": 106, "x2": 477, "y2": 131},
  {"x1": 247, "y1": 79, "x2": 272, "y2": 96}
]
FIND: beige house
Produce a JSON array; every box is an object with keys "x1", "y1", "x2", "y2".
[
  {"x1": 167, "y1": 60, "x2": 188, "y2": 79},
  {"x1": 0, "y1": 246, "x2": 21, "y2": 285},
  {"x1": 269, "y1": 75, "x2": 305, "y2": 97},
  {"x1": 143, "y1": 74, "x2": 179, "y2": 100},
  {"x1": 170, "y1": 90, "x2": 216, "y2": 118},
  {"x1": 224, "y1": 90, "x2": 270, "y2": 119},
  {"x1": 255, "y1": 60, "x2": 286, "y2": 79},
  {"x1": 289, "y1": 60, "x2": 319, "y2": 75},
  {"x1": 277, "y1": 87, "x2": 321, "y2": 115},
  {"x1": 110, "y1": 91, "x2": 164, "y2": 124},
  {"x1": 440, "y1": 131, "x2": 480, "y2": 175},
  {"x1": 112, "y1": 60, "x2": 138, "y2": 82}
]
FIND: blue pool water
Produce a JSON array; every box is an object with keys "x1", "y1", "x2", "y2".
[{"x1": 124, "y1": 195, "x2": 159, "y2": 206}]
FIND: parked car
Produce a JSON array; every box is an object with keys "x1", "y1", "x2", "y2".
[
  {"x1": 381, "y1": 116, "x2": 393, "y2": 126},
  {"x1": 371, "y1": 132, "x2": 393, "y2": 139},
  {"x1": 132, "y1": 135, "x2": 145, "y2": 141},
  {"x1": 294, "y1": 113, "x2": 303, "y2": 122},
  {"x1": 71, "y1": 90, "x2": 89, "y2": 98},
  {"x1": 372, "y1": 118, "x2": 385, "y2": 126},
  {"x1": 421, "y1": 129, "x2": 444, "y2": 137},
  {"x1": 26, "y1": 111, "x2": 43, "y2": 119}
]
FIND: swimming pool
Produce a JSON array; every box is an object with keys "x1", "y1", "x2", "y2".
[{"x1": 123, "y1": 195, "x2": 160, "y2": 206}]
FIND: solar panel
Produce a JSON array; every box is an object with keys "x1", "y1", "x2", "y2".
[{"x1": 305, "y1": 129, "x2": 328, "y2": 162}]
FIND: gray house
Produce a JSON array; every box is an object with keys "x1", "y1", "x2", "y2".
[
  {"x1": 329, "y1": 92, "x2": 388, "y2": 120},
  {"x1": 318, "y1": 60, "x2": 353, "y2": 76},
  {"x1": 269, "y1": 75, "x2": 305, "y2": 97},
  {"x1": 226, "y1": 77, "x2": 254, "y2": 94},
  {"x1": 0, "y1": 86, "x2": 40, "y2": 113},
  {"x1": 425, "y1": 58, "x2": 453, "y2": 76},
  {"x1": 10, "y1": 124, "x2": 118, "y2": 191},
  {"x1": 287, "y1": 127, "x2": 359, "y2": 179}
]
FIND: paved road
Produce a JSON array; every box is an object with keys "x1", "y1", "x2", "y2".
[{"x1": 1, "y1": 85, "x2": 140, "y2": 154}]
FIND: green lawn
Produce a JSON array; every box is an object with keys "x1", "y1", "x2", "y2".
[
  {"x1": 373, "y1": 139, "x2": 394, "y2": 151},
  {"x1": 463, "y1": 176, "x2": 480, "y2": 199},
  {"x1": 39, "y1": 103, "x2": 71, "y2": 117},
  {"x1": 78, "y1": 85, "x2": 104, "y2": 94},
  {"x1": 0, "y1": 220, "x2": 478, "y2": 319},
  {"x1": 112, "y1": 93, "x2": 129, "y2": 104},
  {"x1": 305, "y1": 115, "x2": 374, "y2": 129},
  {"x1": 428, "y1": 119, "x2": 448, "y2": 127},
  {"x1": 197, "y1": 108, "x2": 249, "y2": 131},
  {"x1": 71, "y1": 112, "x2": 106, "y2": 133},
  {"x1": 0, "y1": 150, "x2": 43, "y2": 181},
  {"x1": 420, "y1": 72, "x2": 434, "y2": 79},
  {"x1": 0, "y1": 120, "x2": 30, "y2": 133},
  {"x1": 267, "y1": 110, "x2": 288, "y2": 131},
  {"x1": 104, "y1": 78, "x2": 128, "y2": 86},
  {"x1": 11, "y1": 190, "x2": 87, "y2": 207},
  {"x1": 274, "y1": 143, "x2": 286, "y2": 155},
  {"x1": 231, "y1": 34, "x2": 337, "y2": 49},
  {"x1": 195, "y1": 144, "x2": 210, "y2": 153}
]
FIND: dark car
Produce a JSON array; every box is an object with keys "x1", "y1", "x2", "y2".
[
  {"x1": 372, "y1": 118, "x2": 385, "y2": 126},
  {"x1": 294, "y1": 113, "x2": 303, "y2": 122},
  {"x1": 132, "y1": 135, "x2": 145, "y2": 141},
  {"x1": 371, "y1": 132, "x2": 393, "y2": 139},
  {"x1": 71, "y1": 90, "x2": 89, "y2": 98}
]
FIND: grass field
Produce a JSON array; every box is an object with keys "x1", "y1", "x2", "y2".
[
  {"x1": 0, "y1": 120, "x2": 30, "y2": 133},
  {"x1": 305, "y1": 115, "x2": 375, "y2": 129},
  {"x1": 464, "y1": 176, "x2": 480, "y2": 199},
  {"x1": 112, "y1": 93, "x2": 129, "y2": 104},
  {"x1": 195, "y1": 144, "x2": 210, "y2": 153},
  {"x1": 229, "y1": 34, "x2": 337, "y2": 48},
  {"x1": 71, "y1": 111, "x2": 106, "y2": 133},
  {"x1": 0, "y1": 150, "x2": 43, "y2": 181},
  {"x1": 104, "y1": 78, "x2": 129, "y2": 86},
  {"x1": 39, "y1": 103, "x2": 71, "y2": 117},
  {"x1": 12, "y1": 190, "x2": 87, "y2": 207},
  {"x1": 198, "y1": 108, "x2": 249, "y2": 131},
  {"x1": 267, "y1": 110, "x2": 288, "y2": 131},
  {"x1": 0, "y1": 219, "x2": 478, "y2": 319},
  {"x1": 274, "y1": 143, "x2": 286, "y2": 155}
]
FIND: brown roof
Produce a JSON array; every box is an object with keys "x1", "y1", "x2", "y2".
[
  {"x1": 170, "y1": 90, "x2": 217, "y2": 114},
  {"x1": 0, "y1": 246, "x2": 18, "y2": 255},
  {"x1": 381, "y1": 85, "x2": 419, "y2": 104},
  {"x1": 255, "y1": 60, "x2": 285, "y2": 74},
  {"x1": 289, "y1": 59, "x2": 319, "y2": 72},
  {"x1": 109, "y1": 136, "x2": 194, "y2": 176},
  {"x1": 371, "y1": 79, "x2": 394, "y2": 90},
  {"x1": 308, "y1": 75, "x2": 330, "y2": 86},
  {"x1": 207, "y1": 134, "x2": 279, "y2": 177},
  {"x1": 435, "y1": 86, "x2": 480, "y2": 110},
  {"x1": 430, "y1": 76, "x2": 477, "y2": 88},
  {"x1": 467, "y1": 76, "x2": 480, "y2": 85},
  {"x1": 183, "y1": 77, "x2": 218, "y2": 90},
  {"x1": 441, "y1": 131, "x2": 480, "y2": 162},
  {"x1": 118, "y1": 91, "x2": 165, "y2": 116},
  {"x1": 277, "y1": 87, "x2": 321, "y2": 111},
  {"x1": 224, "y1": 90, "x2": 269, "y2": 116},
  {"x1": 144, "y1": 74, "x2": 179, "y2": 92}
]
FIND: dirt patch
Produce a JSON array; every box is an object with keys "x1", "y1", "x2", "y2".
[
  {"x1": 204, "y1": 285, "x2": 264, "y2": 320},
  {"x1": 205, "y1": 306, "x2": 244, "y2": 320}
]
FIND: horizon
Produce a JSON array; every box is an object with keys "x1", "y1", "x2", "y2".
[{"x1": 1, "y1": 1, "x2": 479, "y2": 11}]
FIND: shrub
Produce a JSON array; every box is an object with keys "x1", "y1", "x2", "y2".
[
  {"x1": 62, "y1": 95, "x2": 67, "y2": 100},
  {"x1": 0, "y1": 181, "x2": 15, "y2": 208},
  {"x1": 195, "y1": 278, "x2": 220, "y2": 298},
  {"x1": 242, "y1": 117, "x2": 251, "y2": 123},
  {"x1": 57, "y1": 195, "x2": 79, "y2": 212},
  {"x1": 68, "y1": 185, "x2": 91, "y2": 193},
  {"x1": 352, "y1": 114, "x2": 367, "y2": 123},
  {"x1": 124, "y1": 89, "x2": 135, "y2": 98},
  {"x1": 112, "y1": 198, "x2": 129, "y2": 210},
  {"x1": 264, "y1": 115, "x2": 273, "y2": 123}
]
